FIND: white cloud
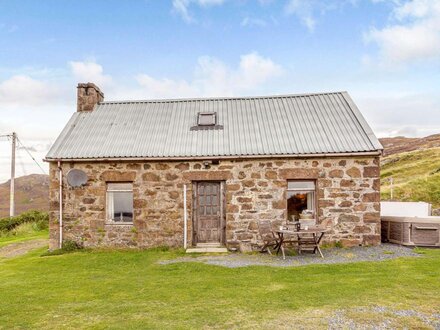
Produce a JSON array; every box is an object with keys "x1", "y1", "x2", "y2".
[
  {"x1": 235, "y1": 52, "x2": 284, "y2": 88},
  {"x1": 172, "y1": 0, "x2": 226, "y2": 23},
  {"x1": 172, "y1": 0, "x2": 193, "y2": 23},
  {"x1": 135, "y1": 75, "x2": 195, "y2": 99},
  {"x1": 0, "y1": 63, "x2": 88, "y2": 182},
  {"x1": 354, "y1": 90, "x2": 440, "y2": 138},
  {"x1": 0, "y1": 75, "x2": 57, "y2": 106},
  {"x1": 241, "y1": 17, "x2": 268, "y2": 27},
  {"x1": 258, "y1": 0, "x2": 274, "y2": 5},
  {"x1": 69, "y1": 60, "x2": 113, "y2": 88},
  {"x1": 365, "y1": 0, "x2": 440, "y2": 64},
  {"x1": 285, "y1": 0, "x2": 316, "y2": 31},
  {"x1": 284, "y1": 0, "x2": 356, "y2": 32},
  {"x1": 171, "y1": 0, "x2": 357, "y2": 30},
  {"x1": 197, "y1": 0, "x2": 225, "y2": 5},
  {"x1": 133, "y1": 52, "x2": 283, "y2": 98}
]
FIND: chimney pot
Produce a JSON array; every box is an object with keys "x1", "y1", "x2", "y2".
[{"x1": 77, "y1": 82, "x2": 104, "y2": 112}]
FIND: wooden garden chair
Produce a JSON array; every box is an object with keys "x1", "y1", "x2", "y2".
[
  {"x1": 296, "y1": 226, "x2": 327, "y2": 258},
  {"x1": 258, "y1": 221, "x2": 280, "y2": 255}
]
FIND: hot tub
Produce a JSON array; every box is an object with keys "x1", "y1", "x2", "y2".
[{"x1": 381, "y1": 216, "x2": 440, "y2": 247}]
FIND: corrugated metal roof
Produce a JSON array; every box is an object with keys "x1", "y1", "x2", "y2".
[{"x1": 46, "y1": 91, "x2": 383, "y2": 160}]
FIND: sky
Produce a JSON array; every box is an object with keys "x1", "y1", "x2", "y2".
[{"x1": 0, "y1": 0, "x2": 439, "y2": 182}]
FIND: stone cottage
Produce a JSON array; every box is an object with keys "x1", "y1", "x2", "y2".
[{"x1": 45, "y1": 83, "x2": 383, "y2": 251}]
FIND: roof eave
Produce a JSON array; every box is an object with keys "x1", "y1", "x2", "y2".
[{"x1": 44, "y1": 150, "x2": 382, "y2": 163}]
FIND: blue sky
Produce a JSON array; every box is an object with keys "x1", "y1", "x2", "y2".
[{"x1": 0, "y1": 0, "x2": 439, "y2": 181}]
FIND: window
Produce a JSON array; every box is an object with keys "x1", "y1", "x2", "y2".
[
  {"x1": 106, "y1": 183, "x2": 133, "y2": 223},
  {"x1": 287, "y1": 181, "x2": 316, "y2": 222},
  {"x1": 190, "y1": 112, "x2": 223, "y2": 130},
  {"x1": 198, "y1": 112, "x2": 216, "y2": 126}
]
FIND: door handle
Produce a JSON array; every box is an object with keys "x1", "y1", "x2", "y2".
[{"x1": 414, "y1": 226, "x2": 438, "y2": 230}]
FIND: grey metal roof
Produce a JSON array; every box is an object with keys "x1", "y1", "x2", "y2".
[{"x1": 46, "y1": 91, "x2": 383, "y2": 160}]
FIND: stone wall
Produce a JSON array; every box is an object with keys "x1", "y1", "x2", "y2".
[{"x1": 48, "y1": 156, "x2": 380, "y2": 250}]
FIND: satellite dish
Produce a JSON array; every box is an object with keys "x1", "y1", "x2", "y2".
[{"x1": 66, "y1": 169, "x2": 88, "y2": 187}]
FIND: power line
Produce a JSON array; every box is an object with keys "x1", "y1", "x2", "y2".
[
  {"x1": 0, "y1": 134, "x2": 11, "y2": 140},
  {"x1": 16, "y1": 136, "x2": 47, "y2": 175}
]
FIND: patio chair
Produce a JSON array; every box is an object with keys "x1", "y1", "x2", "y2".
[
  {"x1": 297, "y1": 224, "x2": 326, "y2": 258},
  {"x1": 258, "y1": 221, "x2": 279, "y2": 255}
]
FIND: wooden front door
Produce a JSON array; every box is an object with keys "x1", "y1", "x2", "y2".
[{"x1": 193, "y1": 181, "x2": 224, "y2": 244}]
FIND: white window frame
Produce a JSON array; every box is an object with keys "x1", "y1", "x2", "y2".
[
  {"x1": 286, "y1": 180, "x2": 316, "y2": 220},
  {"x1": 106, "y1": 182, "x2": 134, "y2": 224}
]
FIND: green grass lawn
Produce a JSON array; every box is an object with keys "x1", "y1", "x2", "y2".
[
  {"x1": 0, "y1": 210, "x2": 49, "y2": 248},
  {"x1": 0, "y1": 245, "x2": 439, "y2": 329},
  {"x1": 0, "y1": 229, "x2": 48, "y2": 248}
]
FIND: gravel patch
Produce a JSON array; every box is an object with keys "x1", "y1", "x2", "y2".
[
  {"x1": 159, "y1": 243, "x2": 420, "y2": 268},
  {"x1": 327, "y1": 306, "x2": 440, "y2": 329},
  {"x1": 0, "y1": 239, "x2": 48, "y2": 259}
]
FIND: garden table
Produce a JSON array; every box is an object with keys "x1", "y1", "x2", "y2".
[{"x1": 274, "y1": 228, "x2": 328, "y2": 260}]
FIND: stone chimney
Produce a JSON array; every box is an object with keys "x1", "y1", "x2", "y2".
[{"x1": 77, "y1": 83, "x2": 104, "y2": 112}]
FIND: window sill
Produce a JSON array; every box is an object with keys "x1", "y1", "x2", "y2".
[{"x1": 105, "y1": 222, "x2": 134, "y2": 226}]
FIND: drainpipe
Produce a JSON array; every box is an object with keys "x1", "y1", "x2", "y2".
[
  {"x1": 183, "y1": 184, "x2": 187, "y2": 249},
  {"x1": 58, "y1": 161, "x2": 63, "y2": 249}
]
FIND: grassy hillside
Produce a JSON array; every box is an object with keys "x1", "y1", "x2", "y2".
[
  {"x1": 380, "y1": 133, "x2": 440, "y2": 156},
  {"x1": 0, "y1": 174, "x2": 49, "y2": 218},
  {"x1": 381, "y1": 147, "x2": 440, "y2": 208}
]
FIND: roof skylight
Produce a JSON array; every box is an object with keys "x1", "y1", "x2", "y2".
[{"x1": 198, "y1": 112, "x2": 216, "y2": 126}]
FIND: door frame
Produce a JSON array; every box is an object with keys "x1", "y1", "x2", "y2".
[{"x1": 192, "y1": 181, "x2": 226, "y2": 246}]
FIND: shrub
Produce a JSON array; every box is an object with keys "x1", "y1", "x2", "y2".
[
  {"x1": 62, "y1": 239, "x2": 83, "y2": 252},
  {"x1": 41, "y1": 239, "x2": 83, "y2": 256},
  {"x1": 0, "y1": 211, "x2": 49, "y2": 233},
  {"x1": 149, "y1": 245, "x2": 170, "y2": 252},
  {"x1": 11, "y1": 222, "x2": 36, "y2": 236},
  {"x1": 334, "y1": 241, "x2": 344, "y2": 248}
]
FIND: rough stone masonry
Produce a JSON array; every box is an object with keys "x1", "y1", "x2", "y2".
[{"x1": 48, "y1": 156, "x2": 380, "y2": 251}]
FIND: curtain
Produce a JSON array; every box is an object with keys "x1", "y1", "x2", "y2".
[
  {"x1": 107, "y1": 191, "x2": 114, "y2": 221},
  {"x1": 307, "y1": 192, "x2": 314, "y2": 210}
]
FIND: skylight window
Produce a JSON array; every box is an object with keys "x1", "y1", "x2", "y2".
[
  {"x1": 190, "y1": 111, "x2": 223, "y2": 130},
  {"x1": 198, "y1": 112, "x2": 216, "y2": 126}
]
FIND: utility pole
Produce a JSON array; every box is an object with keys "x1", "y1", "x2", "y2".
[{"x1": 10, "y1": 132, "x2": 16, "y2": 217}]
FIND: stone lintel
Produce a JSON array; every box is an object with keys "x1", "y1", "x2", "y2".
[
  {"x1": 183, "y1": 170, "x2": 232, "y2": 181},
  {"x1": 279, "y1": 168, "x2": 319, "y2": 179},
  {"x1": 100, "y1": 170, "x2": 136, "y2": 182}
]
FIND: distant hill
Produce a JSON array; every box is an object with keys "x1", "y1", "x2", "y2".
[
  {"x1": 380, "y1": 134, "x2": 440, "y2": 210},
  {"x1": 379, "y1": 134, "x2": 440, "y2": 156},
  {"x1": 0, "y1": 174, "x2": 49, "y2": 218}
]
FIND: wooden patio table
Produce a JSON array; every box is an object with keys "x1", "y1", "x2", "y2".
[{"x1": 274, "y1": 227, "x2": 328, "y2": 260}]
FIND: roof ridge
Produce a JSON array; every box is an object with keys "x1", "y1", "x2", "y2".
[{"x1": 100, "y1": 91, "x2": 348, "y2": 105}]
